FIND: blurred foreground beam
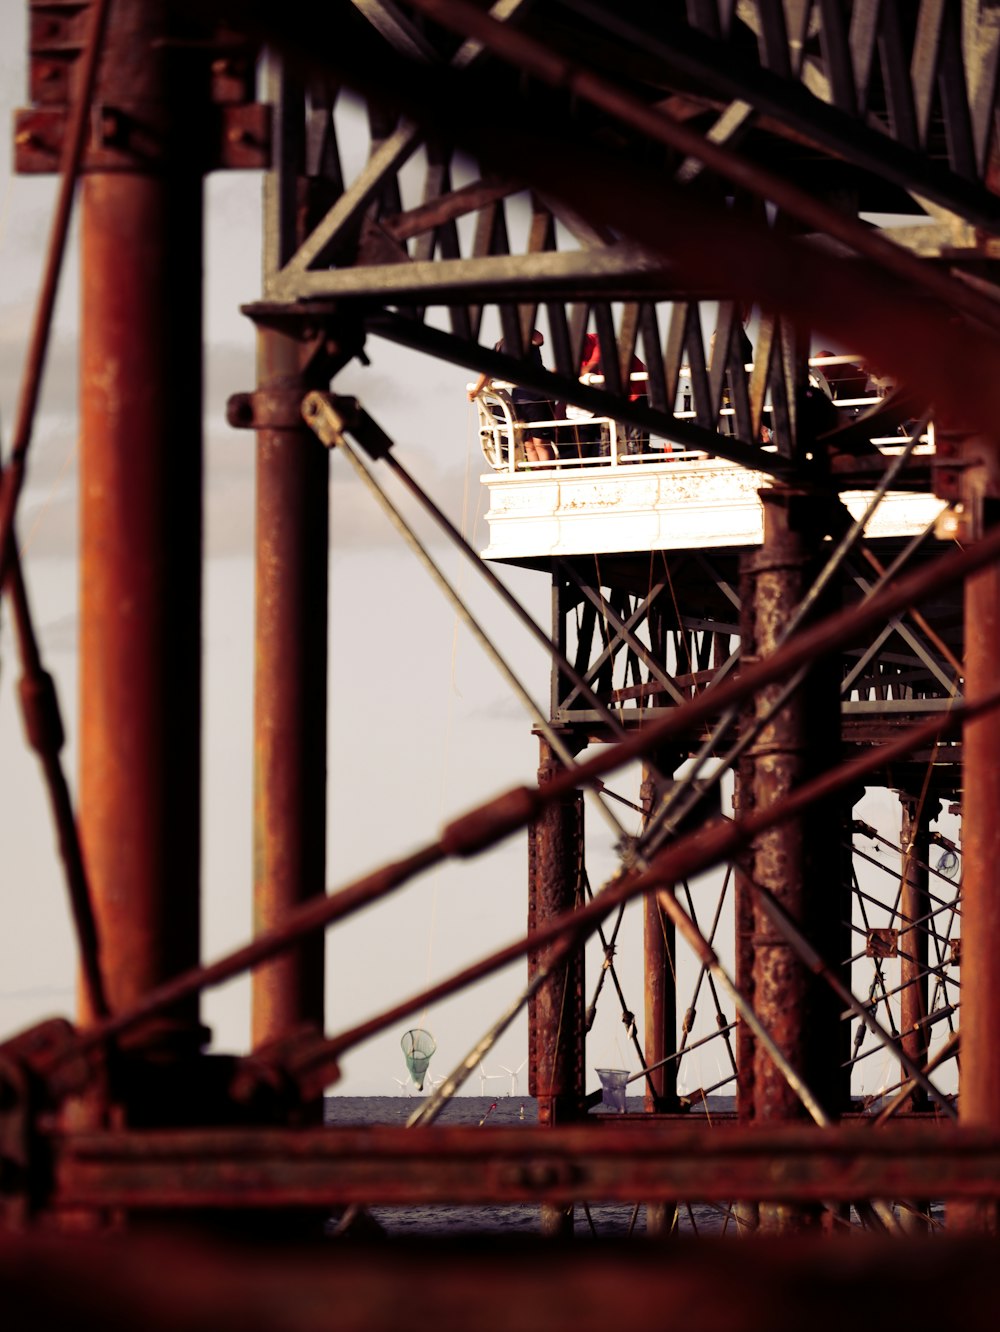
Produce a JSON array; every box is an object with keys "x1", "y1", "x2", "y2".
[
  {"x1": 8, "y1": 1230, "x2": 1000, "y2": 1332},
  {"x1": 43, "y1": 1123, "x2": 1000, "y2": 1210}
]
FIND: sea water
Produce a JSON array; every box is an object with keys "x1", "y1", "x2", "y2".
[{"x1": 323, "y1": 1096, "x2": 736, "y2": 1236}]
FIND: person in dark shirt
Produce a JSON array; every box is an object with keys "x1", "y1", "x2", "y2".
[{"x1": 468, "y1": 330, "x2": 556, "y2": 463}]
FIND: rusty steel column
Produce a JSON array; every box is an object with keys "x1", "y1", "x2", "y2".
[
  {"x1": 250, "y1": 322, "x2": 329, "y2": 1047},
  {"x1": 528, "y1": 734, "x2": 585, "y2": 1237},
  {"x1": 245, "y1": 59, "x2": 358, "y2": 1050},
  {"x1": 79, "y1": 0, "x2": 203, "y2": 1038},
  {"x1": 640, "y1": 757, "x2": 680, "y2": 1115},
  {"x1": 897, "y1": 791, "x2": 939, "y2": 1112},
  {"x1": 957, "y1": 430, "x2": 1000, "y2": 1231},
  {"x1": 641, "y1": 753, "x2": 680, "y2": 1237},
  {"x1": 740, "y1": 488, "x2": 847, "y2": 1233}
]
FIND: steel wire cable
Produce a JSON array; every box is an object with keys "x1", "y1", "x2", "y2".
[
  {"x1": 332, "y1": 388, "x2": 942, "y2": 1118},
  {"x1": 839, "y1": 959, "x2": 959, "y2": 1015},
  {"x1": 873, "y1": 1032, "x2": 960, "y2": 1126},
  {"x1": 845, "y1": 1006, "x2": 959, "y2": 1074},
  {"x1": 308, "y1": 394, "x2": 664, "y2": 1069},
  {"x1": 850, "y1": 840, "x2": 963, "y2": 912},
  {"x1": 331, "y1": 430, "x2": 636, "y2": 848},
  {"x1": 328, "y1": 425, "x2": 661, "y2": 1099},
  {"x1": 49, "y1": 546, "x2": 1000, "y2": 1076},
  {"x1": 638, "y1": 421, "x2": 929, "y2": 862},
  {"x1": 678, "y1": 878, "x2": 739, "y2": 1080},
  {"x1": 0, "y1": 0, "x2": 112, "y2": 598},
  {"x1": 844, "y1": 896, "x2": 962, "y2": 961},
  {"x1": 746, "y1": 873, "x2": 956, "y2": 1114},
  {"x1": 669, "y1": 867, "x2": 732, "y2": 1074}
]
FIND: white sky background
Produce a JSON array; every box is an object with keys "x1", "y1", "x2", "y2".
[
  {"x1": 0, "y1": 10, "x2": 657, "y2": 1098},
  {"x1": 0, "y1": 10, "x2": 961, "y2": 1102}
]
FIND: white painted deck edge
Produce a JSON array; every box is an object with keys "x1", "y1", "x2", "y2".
[{"x1": 480, "y1": 459, "x2": 946, "y2": 560}]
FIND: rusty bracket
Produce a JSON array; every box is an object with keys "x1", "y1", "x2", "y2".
[
  {"x1": 932, "y1": 433, "x2": 973, "y2": 503},
  {"x1": 950, "y1": 938, "x2": 962, "y2": 967},
  {"x1": 0, "y1": 1053, "x2": 32, "y2": 1228},
  {"x1": 229, "y1": 1025, "x2": 341, "y2": 1113},
  {"x1": 226, "y1": 312, "x2": 368, "y2": 432},
  {"x1": 301, "y1": 392, "x2": 395, "y2": 461},
  {"x1": 17, "y1": 4, "x2": 267, "y2": 174},
  {"x1": 14, "y1": 101, "x2": 270, "y2": 174},
  {"x1": 26, "y1": 0, "x2": 89, "y2": 107},
  {"x1": 866, "y1": 928, "x2": 899, "y2": 959},
  {"x1": 226, "y1": 388, "x2": 311, "y2": 432},
  {"x1": 0, "y1": 1017, "x2": 96, "y2": 1226}
]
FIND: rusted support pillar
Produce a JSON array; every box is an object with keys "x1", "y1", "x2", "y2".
[
  {"x1": 957, "y1": 430, "x2": 1000, "y2": 1231},
  {"x1": 641, "y1": 753, "x2": 680, "y2": 1236},
  {"x1": 250, "y1": 319, "x2": 329, "y2": 1047},
  {"x1": 528, "y1": 735, "x2": 585, "y2": 1236},
  {"x1": 641, "y1": 756, "x2": 681, "y2": 1116},
  {"x1": 79, "y1": 0, "x2": 203, "y2": 1045},
  {"x1": 245, "y1": 61, "x2": 360, "y2": 1050},
  {"x1": 897, "y1": 791, "x2": 939, "y2": 1111},
  {"x1": 739, "y1": 488, "x2": 848, "y2": 1233}
]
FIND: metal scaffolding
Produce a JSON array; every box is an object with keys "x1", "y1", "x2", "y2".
[{"x1": 7, "y1": 0, "x2": 1000, "y2": 1322}]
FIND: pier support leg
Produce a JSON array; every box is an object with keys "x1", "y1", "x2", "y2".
[
  {"x1": 897, "y1": 790, "x2": 939, "y2": 1111},
  {"x1": 641, "y1": 753, "x2": 680, "y2": 1236},
  {"x1": 79, "y1": 0, "x2": 203, "y2": 1059},
  {"x1": 957, "y1": 431, "x2": 1000, "y2": 1231},
  {"x1": 250, "y1": 313, "x2": 329, "y2": 1050},
  {"x1": 897, "y1": 789, "x2": 938, "y2": 1231},
  {"x1": 739, "y1": 488, "x2": 847, "y2": 1233},
  {"x1": 246, "y1": 60, "x2": 361, "y2": 1057},
  {"x1": 529, "y1": 736, "x2": 585, "y2": 1236}
]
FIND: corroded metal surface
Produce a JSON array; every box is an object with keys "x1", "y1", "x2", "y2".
[
  {"x1": 8, "y1": 0, "x2": 1000, "y2": 1291},
  {"x1": 527, "y1": 741, "x2": 585, "y2": 1125},
  {"x1": 78, "y1": 0, "x2": 203, "y2": 1035}
]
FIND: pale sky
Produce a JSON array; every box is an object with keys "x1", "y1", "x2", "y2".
[
  {"x1": 0, "y1": 10, "x2": 957, "y2": 1103},
  {"x1": 0, "y1": 10, "x2": 658, "y2": 1098}
]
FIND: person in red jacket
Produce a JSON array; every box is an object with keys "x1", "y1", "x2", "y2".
[{"x1": 579, "y1": 332, "x2": 648, "y2": 453}]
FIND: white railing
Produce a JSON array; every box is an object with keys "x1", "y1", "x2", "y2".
[{"x1": 473, "y1": 358, "x2": 916, "y2": 475}]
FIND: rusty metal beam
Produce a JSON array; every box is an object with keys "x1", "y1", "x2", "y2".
[
  {"x1": 41, "y1": 1123, "x2": 1000, "y2": 1210},
  {"x1": 10, "y1": 1229, "x2": 1000, "y2": 1332}
]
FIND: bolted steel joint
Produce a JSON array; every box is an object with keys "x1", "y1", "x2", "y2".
[{"x1": 226, "y1": 388, "x2": 312, "y2": 432}]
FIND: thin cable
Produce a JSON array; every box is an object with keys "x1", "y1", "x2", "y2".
[
  {"x1": 333, "y1": 432, "x2": 632, "y2": 846},
  {"x1": 0, "y1": 0, "x2": 112, "y2": 594},
  {"x1": 638, "y1": 420, "x2": 932, "y2": 856}
]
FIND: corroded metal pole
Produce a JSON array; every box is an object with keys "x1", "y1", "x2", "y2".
[
  {"x1": 250, "y1": 321, "x2": 329, "y2": 1045},
  {"x1": 249, "y1": 60, "x2": 331, "y2": 1047},
  {"x1": 958, "y1": 430, "x2": 1000, "y2": 1231},
  {"x1": 79, "y1": 0, "x2": 203, "y2": 1039},
  {"x1": 641, "y1": 762, "x2": 679, "y2": 1116},
  {"x1": 529, "y1": 735, "x2": 585, "y2": 1236},
  {"x1": 898, "y1": 791, "x2": 938, "y2": 1111},
  {"x1": 641, "y1": 753, "x2": 680, "y2": 1237},
  {"x1": 740, "y1": 488, "x2": 847, "y2": 1232}
]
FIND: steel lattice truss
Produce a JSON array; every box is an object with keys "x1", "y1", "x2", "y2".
[{"x1": 6, "y1": 0, "x2": 1000, "y2": 1264}]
